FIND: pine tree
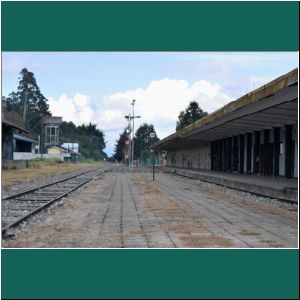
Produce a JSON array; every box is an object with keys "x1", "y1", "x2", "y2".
[
  {"x1": 6, "y1": 68, "x2": 51, "y2": 136},
  {"x1": 113, "y1": 129, "x2": 129, "y2": 162}
]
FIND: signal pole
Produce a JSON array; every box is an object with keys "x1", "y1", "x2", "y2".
[{"x1": 130, "y1": 100, "x2": 141, "y2": 168}]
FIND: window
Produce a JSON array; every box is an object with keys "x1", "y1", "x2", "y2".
[{"x1": 45, "y1": 126, "x2": 59, "y2": 145}]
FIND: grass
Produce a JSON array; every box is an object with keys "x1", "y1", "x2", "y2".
[
  {"x1": 1, "y1": 159, "x2": 102, "y2": 190},
  {"x1": 282, "y1": 186, "x2": 298, "y2": 193},
  {"x1": 28, "y1": 158, "x2": 64, "y2": 168},
  {"x1": 239, "y1": 230, "x2": 261, "y2": 236},
  {"x1": 180, "y1": 235, "x2": 233, "y2": 247},
  {"x1": 79, "y1": 158, "x2": 100, "y2": 164}
]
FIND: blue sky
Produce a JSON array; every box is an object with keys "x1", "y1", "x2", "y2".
[{"x1": 2, "y1": 52, "x2": 298, "y2": 155}]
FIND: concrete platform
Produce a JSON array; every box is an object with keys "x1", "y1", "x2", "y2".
[
  {"x1": 162, "y1": 167, "x2": 298, "y2": 203},
  {"x1": 4, "y1": 166, "x2": 297, "y2": 248}
]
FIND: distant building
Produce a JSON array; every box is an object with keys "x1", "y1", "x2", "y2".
[
  {"x1": 46, "y1": 145, "x2": 69, "y2": 155},
  {"x1": 42, "y1": 116, "x2": 62, "y2": 150},
  {"x1": 61, "y1": 143, "x2": 79, "y2": 154},
  {"x1": 46, "y1": 145, "x2": 80, "y2": 162}
]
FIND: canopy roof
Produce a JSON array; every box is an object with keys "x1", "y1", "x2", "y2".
[{"x1": 153, "y1": 68, "x2": 298, "y2": 150}]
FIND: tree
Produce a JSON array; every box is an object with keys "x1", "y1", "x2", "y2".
[
  {"x1": 60, "y1": 121, "x2": 107, "y2": 161},
  {"x1": 176, "y1": 101, "x2": 208, "y2": 131},
  {"x1": 133, "y1": 123, "x2": 159, "y2": 160},
  {"x1": 113, "y1": 129, "x2": 129, "y2": 162},
  {"x1": 6, "y1": 68, "x2": 51, "y2": 135}
]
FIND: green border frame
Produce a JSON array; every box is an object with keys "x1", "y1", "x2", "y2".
[
  {"x1": 2, "y1": 249, "x2": 299, "y2": 299},
  {"x1": 1, "y1": 1, "x2": 299, "y2": 299},
  {"x1": 1, "y1": 1, "x2": 299, "y2": 51}
]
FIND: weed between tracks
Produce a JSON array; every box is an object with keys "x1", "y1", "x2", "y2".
[
  {"x1": 239, "y1": 230, "x2": 261, "y2": 236},
  {"x1": 180, "y1": 235, "x2": 233, "y2": 247}
]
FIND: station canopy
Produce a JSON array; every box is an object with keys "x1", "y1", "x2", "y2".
[{"x1": 153, "y1": 68, "x2": 298, "y2": 150}]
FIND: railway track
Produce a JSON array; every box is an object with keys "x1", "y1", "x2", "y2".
[{"x1": 2, "y1": 166, "x2": 109, "y2": 234}]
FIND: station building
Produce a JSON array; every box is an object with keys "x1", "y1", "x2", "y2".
[
  {"x1": 153, "y1": 68, "x2": 298, "y2": 179},
  {"x1": 13, "y1": 134, "x2": 37, "y2": 153},
  {"x1": 1, "y1": 97, "x2": 28, "y2": 160}
]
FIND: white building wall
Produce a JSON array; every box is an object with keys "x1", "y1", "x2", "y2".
[
  {"x1": 166, "y1": 142, "x2": 210, "y2": 170},
  {"x1": 13, "y1": 152, "x2": 70, "y2": 161}
]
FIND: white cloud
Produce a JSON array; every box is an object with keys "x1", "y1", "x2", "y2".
[
  {"x1": 248, "y1": 75, "x2": 274, "y2": 89},
  {"x1": 48, "y1": 78, "x2": 233, "y2": 155},
  {"x1": 48, "y1": 93, "x2": 94, "y2": 125}
]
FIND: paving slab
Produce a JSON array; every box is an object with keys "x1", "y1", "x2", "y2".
[{"x1": 2, "y1": 165, "x2": 298, "y2": 248}]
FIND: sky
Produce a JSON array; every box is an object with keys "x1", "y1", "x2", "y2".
[{"x1": 2, "y1": 52, "x2": 298, "y2": 156}]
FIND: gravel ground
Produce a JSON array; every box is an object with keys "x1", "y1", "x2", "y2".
[
  {"x1": 1, "y1": 165, "x2": 102, "y2": 199},
  {"x1": 2, "y1": 183, "x2": 89, "y2": 244},
  {"x1": 195, "y1": 180, "x2": 298, "y2": 212}
]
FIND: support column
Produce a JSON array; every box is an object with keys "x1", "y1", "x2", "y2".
[
  {"x1": 227, "y1": 137, "x2": 232, "y2": 172},
  {"x1": 218, "y1": 140, "x2": 222, "y2": 171},
  {"x1": 233, "y1": 136, "x2": 239, "y2": 172},
  {"x1": 263, "y1": 129, "x2": 270, "y2": 176},
  {"x1": 254, "y1": 131, "x2": 260, "y2": 175},
  {"x1": 223, "y1": 138, "x2": 227, "y2": 172},
  {"x1": 239, "y1": 134, "x2": 245, "y2": 174},
  {"x1": 210, "y1": 141, "x2": 214, "y2": 171},
  {"x1": 214, "y1": 141, "x2": 218, "y2": 171},
  {"x1": 273, "y1": 127, "x2": 280, "y2": 177},
  {"x1": 285, "y1": 125, "x2": 293, "y2": 178},
  {"x1": 246, "y1": 133, "x2": 252, "y2": 174}
]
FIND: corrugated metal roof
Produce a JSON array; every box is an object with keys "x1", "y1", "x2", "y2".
[
  {"x1": 2, "y1": 119, "x2": 28, "y2": 133},
  {"x1": 13, "y1": 134, "x2": 37, "y2": 143}
]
